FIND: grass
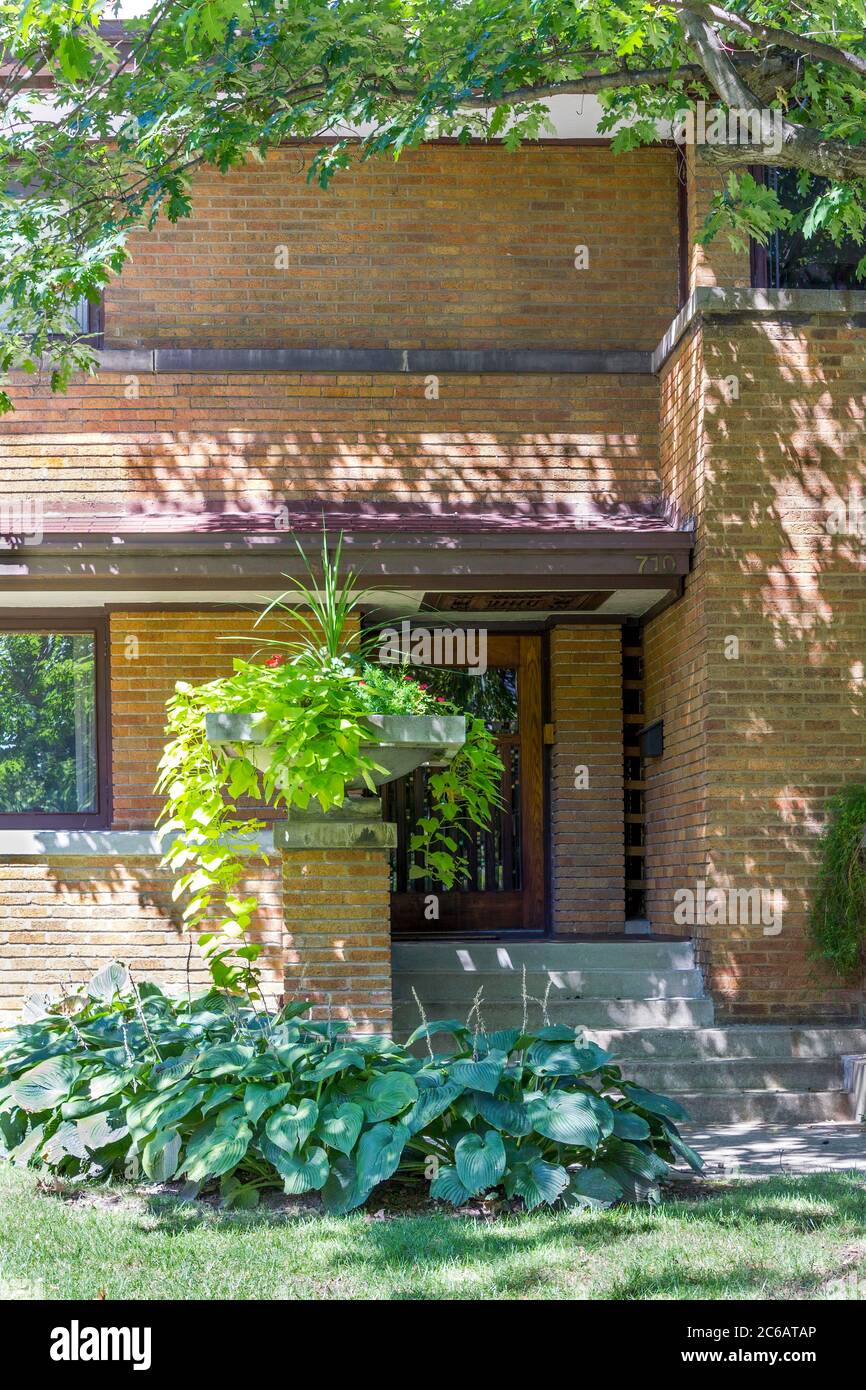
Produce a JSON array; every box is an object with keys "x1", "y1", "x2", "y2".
[{"x1": 1, "y1": 1166, "x2": 865, "y2": 1300}]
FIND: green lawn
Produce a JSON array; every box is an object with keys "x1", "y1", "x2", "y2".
[{"x1": 1, "y1": 1165, "x2": 864, "y2": 1300}]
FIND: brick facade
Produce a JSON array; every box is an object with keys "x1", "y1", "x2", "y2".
[
  {"x1": 1, "y1": 141, "x2": 865, "y2": 1026},
  {"x1": 645, "y1": 311, "x2": 866, "y2": 1019},
  {"x1": 549, "y1": 626, "x2": 625, "y2": 934},
  {"x1": 282, "y1": 847, "x2": 392, "y2": 1034},
  {"x1": 1, "y1": 370, "x2": 661, "y2": 522},
  {"x1": 0, "y1": 856, "x2": 283, "y2": 1028},
  {"x1": 106, "y1": 144, "x2": 679, "y2": 352}
]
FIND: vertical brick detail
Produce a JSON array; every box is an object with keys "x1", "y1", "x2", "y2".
[
  {"x1": 0, "y1": 857, "x2": 283, "y2": 1027},
  {"x1": 549, "y1": 627, "x2": 624, "y2": 933},
  {"x1": 282, "y1": 848, "x2": 392, "y2": 1035},
  {"x1": 686, "y1": 145, "x2": 752, "y2": 292},
  {"x1": 646, "y1": 317, "x2": 866, "y2": 1020}
]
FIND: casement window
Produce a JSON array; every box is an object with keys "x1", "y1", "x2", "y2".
[
  {"x1": 0, "y1": 614, "x2": 110, "y2": 828},
  {"x1": 752, "y1": 169, "x2": 866, "y2": 290}
]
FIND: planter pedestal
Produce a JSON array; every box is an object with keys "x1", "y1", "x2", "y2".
[{"x1": 275, "y1": 799, "x2": 397, "y2": 1036}]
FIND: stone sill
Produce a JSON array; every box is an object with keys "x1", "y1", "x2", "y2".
[{"x1": 0, "y1": 829, "x2": 272, "y2": 857}]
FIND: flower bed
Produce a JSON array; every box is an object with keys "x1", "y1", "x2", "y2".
[{"x1": 0, "y1": 966, "x2": 702, "y2": 1212}]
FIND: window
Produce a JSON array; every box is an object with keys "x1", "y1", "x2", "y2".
[
  {"x1": 0, "y1": 615, "x2": 109, "y2": 827},
  {"x1": 753, "y1": 169, "x2": 866, "y2": 290}
]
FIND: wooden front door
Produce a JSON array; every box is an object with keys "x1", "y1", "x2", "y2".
[{"x1": 385, "y1": 634, "x2": 544, "y2": 935}]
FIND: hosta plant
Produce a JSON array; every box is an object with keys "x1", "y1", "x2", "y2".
[
  {"x1": 155, "y1": 532, "x2": 503, "y2": 993},
  {"x1": 0, "y1": 965, "x2": 702, "y2": 1212}
]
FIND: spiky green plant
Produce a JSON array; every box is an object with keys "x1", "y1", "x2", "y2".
[{"x1": 809, "y1": 783, "x2": 866, "y2": 978}]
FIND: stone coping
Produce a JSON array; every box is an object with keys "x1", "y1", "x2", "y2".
[
  {"x1": 0, "y1": 829, "x2": 272, "y2": 857},
  {"x1": 651, "y1": 287, "x2": 866, "y2": 373}
]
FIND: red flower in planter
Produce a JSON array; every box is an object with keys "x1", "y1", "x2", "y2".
[{"x1": 265, "y1": 654, "x2": 285, "y2": 668}]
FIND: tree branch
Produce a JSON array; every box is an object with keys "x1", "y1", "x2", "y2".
[
  {"x1": 673, "y1": 1, "x2": 866, "y2": 80},
  {"x1": 678, "y1": 8, "x2": 866, "y2": 180}
]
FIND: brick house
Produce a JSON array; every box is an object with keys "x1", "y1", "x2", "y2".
[{"x1": 2, "y1": 110, "x2": 866, "y2": 1120}]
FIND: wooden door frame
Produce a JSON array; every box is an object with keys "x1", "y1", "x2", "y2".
[{"x1": 388, "y1": 631, "x2": 545, "y2": 936}]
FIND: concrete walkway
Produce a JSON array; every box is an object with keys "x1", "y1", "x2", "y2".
[{"x1": 679, "y1": 1123, "x2": 866, "y2": 1176}]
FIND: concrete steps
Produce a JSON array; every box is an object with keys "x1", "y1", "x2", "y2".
[{"x1": 392, "y1": 939, "x2": 865, "y2": 1126}]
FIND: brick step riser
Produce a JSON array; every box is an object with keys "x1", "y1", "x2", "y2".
[
  {"x1": 615, "y1": 1059, "x2": 845, "y2": 1094},
  {"x1": 586, "y1": 1027, "x2": 866, "y2": 1061},
  {"x1": 675, "y1": 1091, "x2": 855, "y2": 1125},
  {"x1": 392, "y1": 997, "x2": 716, "y2": 1032},
  {"x1": 393, "y1": 942, "x2": 696, "y2": 972},
  {"x1": 393, "y1": 968, "x2": 704, "y2": 1003}
]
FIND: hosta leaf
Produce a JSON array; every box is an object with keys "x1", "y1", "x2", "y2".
[
  {"x1": 280, "y1": 1146, "x2": 330, "y2": 1195},
  {"x1": 448, "y1": 1056, "x2": 504, "y2": 1095},
  {"x1": 534, "y1": 1025, "x2": 578, "y2": 1043},
  {"x1": 611, "y1": 1110, "x2": 652, "y2": 1141},
  {"x1": 127, "y1": 1084, "x2": 207, "y2": 1140},
  {"x1": 42, "y1": 1121, "x2": 88, "y2": 1164},
  {"x1": 150, "y1": 1054, "x2": 197, "y2": 1091},
  {"x1": 89, "y1": 1068, "x2": 136, "y2": 1102},
  {"x1": 300, "y1": 1048, "x2": 365, "y2": 1082},
  {"x1": 473, "y1": 1029, "x2": 524, "y2": 1056},
  {"x1": 76, "y1": 1108, "x2": 128, "y2": 1151},
  {"x1": 265, "y1": 1098, "x2": 318, "y2": 1154},
  {"x1": 526, "y1": 1090, "x2": 613, "y2": 1149},
  {"x1": 10, "y1": 1124, "x2": 45, "y2": 1167},
  {"x1": 87, "y1": 962, "x2": 131, "y2": 1002},
  {"x1": 404, "y1": 1019, "x2": 469, "y2": 1047},
  {"x1": 429, "y1": 1165, "x2": 471, "y2": 1207},
  {"x1": 243, "y1": 1082, "x2": 292, "y2": 1124},
  {"x1": 472, "y1": 1092, "x2": 532, "y2": 1137},
  {"x1": 13, "y1": 1056, "x2": 80, "y2": 1113},
  {"x1": 359, "y1": 1071, "x2": 418, "y2": 1122},
  {"x1": 182, "y1": 1119, "x2": 252, "y2": 1181},
  {"x1": 403, "y1": 1081, "x2": 464, "y2": 1135},
  {"x1": 659, "y1": 1118, "x2": 704, "y2": 1172},
  {"x1": 621, "y1": 1083, "x2": 690, "y2": 1122},
  {"x1": 454, "y1": 1130, "x2": 506, "y2": 1195},
  {"x1": 142, "y1": 1130, "x2": 182, "y2": 1181},
  {"x1": 201, "y1": 1084, "x2": 241, "y2": 1117},
  {"x1": 503, "y1": 1156, "x2": 569, "y2": 1210},
  {"x1": 321, "y1": 1152, "x2": 364, "y2": 1214},
  {"x1": 193, "y1": 1045, "x2": 256, "y2": 1078},
  {"x1": 563, "y1": 1167, "x2": 624, "y2": 1209},
  {"x1": 355, "y1": 1122, "x2": 409, "y2": 1195},
  {"x1": 315, "y1": 1100, "x2": 364, "y2": 1155}
]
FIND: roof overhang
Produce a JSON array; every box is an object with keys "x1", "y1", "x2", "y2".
[{"x1": 0, "y1": 500, "x2": 693, "y2": 620}]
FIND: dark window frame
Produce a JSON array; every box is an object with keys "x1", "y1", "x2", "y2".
[{"x1": 0, "y1": 610, "x2": 111, "y2": 829}]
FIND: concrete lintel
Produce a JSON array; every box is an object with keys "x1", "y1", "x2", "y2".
[{"x1": 0, "y1": 829, "x2": 272, "y2": 857}]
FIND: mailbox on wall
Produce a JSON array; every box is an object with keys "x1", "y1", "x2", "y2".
[{"x1": 639, "y1": 718, "x2": 664, "y2": 758}]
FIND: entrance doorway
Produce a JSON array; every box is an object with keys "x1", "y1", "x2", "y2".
[{"x1": 385, "y1": 634, "x2": 544, "y2": 935}]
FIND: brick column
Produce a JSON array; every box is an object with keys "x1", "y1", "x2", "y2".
[
  {"x1": 277, "y1": 799, "x2": 396, "y2": 1035},
  {"x1": 549, "y1": 626, "x2": 625, "y2": 934}
]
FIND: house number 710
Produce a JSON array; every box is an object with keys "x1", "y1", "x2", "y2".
[{"x1": 636, "y1": 553, "x2": 677, "y2": 574}]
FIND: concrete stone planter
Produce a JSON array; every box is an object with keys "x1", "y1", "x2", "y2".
[{"x1": 204, "y1": 711, "x2": 466, "y2": 787}]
